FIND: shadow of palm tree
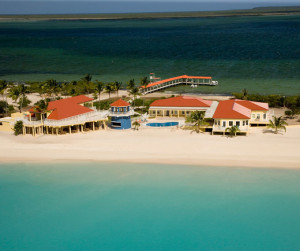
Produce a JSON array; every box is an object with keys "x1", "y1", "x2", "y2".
[
  {"x1": 263, "y1": 129, "x2": 284, "y2": 135},
  {"x1": 263, "y1": 129, "x2": 276, "y2": 134}
]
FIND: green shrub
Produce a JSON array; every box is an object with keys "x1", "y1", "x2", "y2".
[
  {"x1": 133, "y1": 98, "x2": 144, "y2": 107},
  {"x1": 14, "y1": 120, "x2": 23, "y2": 136},
  {"x1": 0, "y1": 101, "x2": 14, "y2": 114},
  {"x1": 285, "y1": 110, "x2": 292, "y2": 117}
]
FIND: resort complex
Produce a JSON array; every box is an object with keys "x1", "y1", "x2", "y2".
[{"x1": 0, "y1": 92, "x2": 272, "y2": 136}]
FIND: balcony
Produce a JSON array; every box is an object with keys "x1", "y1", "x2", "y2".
[
  {"x1": 18, "y1": 118, "x2": 43, "y2": 126},
  {"x1": 250, "y1": 118, "x2": 269, "y2": 124},
  {"x1": 109, "y1": 110, "x2": 135, "y2": 117},
  {"x1": 213, "y1": 125, "x2": 249, "y2": 132}
]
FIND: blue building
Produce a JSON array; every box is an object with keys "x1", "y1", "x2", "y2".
[{"x1": 109, "y1": 99, "x2": 134, "y2": 130}]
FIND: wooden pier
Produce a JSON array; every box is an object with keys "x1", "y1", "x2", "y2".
[{"x1": 140, "y1": 74, "x2": 218, "y2": 94}]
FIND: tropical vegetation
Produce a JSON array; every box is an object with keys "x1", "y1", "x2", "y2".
[
  {"x1": 233, "y1": 91, "x2": 300, "y2": 112},
  {"x1": 132, "y1": 120, "x2": 140, "y2": 131},
  {"x1": 13, "y1": 120, "x2": 23, "y2": 136},
  {"x1": 185, "y1": 111, "x2": 208, "y2": 133},
  {"x1": 225, "y1": 125, "x2": 240, "y2": 137},
  {"x1": 267, "y1": 116, "x2": 288, "y2": 134}
]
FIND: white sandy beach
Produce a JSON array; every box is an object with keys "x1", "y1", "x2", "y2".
[{"x1": 0, "y1": 126, "x2": 299, "y2": 168}]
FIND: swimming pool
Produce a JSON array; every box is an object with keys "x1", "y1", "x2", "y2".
[{"x1": 146, "y1": 122, "x2": 179, "y2": 127}]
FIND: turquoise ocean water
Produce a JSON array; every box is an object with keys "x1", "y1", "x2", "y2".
[
  {"x1": 0, "y1": 15, "x2": 299, "y2": 95},
  {"x1": 1, "y1": 163, "x2": 300, "y2": 250}
]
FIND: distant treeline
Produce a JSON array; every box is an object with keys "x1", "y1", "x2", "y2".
[
  {"x1": 1, "y1": 6, "x2": 300, "y2": 21},
  {"x1": 233, "y1": 92, "x2": 300, "y2": 111}
]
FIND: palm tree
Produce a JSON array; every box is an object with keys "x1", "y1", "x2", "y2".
[
  {"x1": 105, "y1": 83, "x2": 113, "y2": 99},
  {"x1": 185, "y1": 111, "x2": 208, "y2": 133},
  {"x1": 94, "y1": 80, "x2": 104, "y2": 110},
  {"x1": 242, "y1": 88, "x2": 248, "y2": 100},
  {"x1": 267, "y1": 116, "x2": 288, "y2": 134},
  {"x1": 52, "y1": 80, "x2": 60, "y2": 98},
  {"x1": 0, "y1": 80, "x2": 8, "y2": 115},
  {"x1": 129, "y1": 87, "x2": 140, "y2": 107},
  {"x1": 81, "y1": 74, "x2": 93, "y2": 94},
  {"x1": 18, "y1": 83, "x2": 28, "y2": 112},
  {"x1": 9, "y1": 83, "x2": 28, "y2": 112},
  {"x1": 82, "y1": 74, "x2": 92, "y2": 84},
  {"x1": 127, "y1": 79, "x2": 135, "y2": 91},
  {"x1": 225, "y1": 125, "x2": 240, "y2": 137},
  {"x1": 9, "y1": 85, "x2": 21, "y2": 104},
  {"x1": 60, "y1": 81, "x2": 69, "y2": 98},
  {"x1": 113, "y1": 81, "x2": 122, "y2": 97},
  {"x1": 37, "y1": 82, "x2": 48, "y2": 100},
  {"x1": 0, "y1": 80, "x2": 7, "y2": 101},
  {"x1": 33, "y1": 99, "x2": 48, "y2": 122},
  {"x1": 44, "y1": 79, "x2": 59, "y2": 99},
  {"x1": 132, "y1": 120, "x2": 140, "y2": 131},
  {"x1": 140, "y1": 76, "x2": 149, "y2": 88}
]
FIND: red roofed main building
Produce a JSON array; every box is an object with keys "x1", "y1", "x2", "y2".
[
  {"x1": 212, "y1": 99, "x2": 269, "y2": 135},
  {"x1": 21, "y1": 95, "x2": 108, "y2": 136},
  {"x1": 149, "y1": 96, "x2": 213, "y2": 118},
  {"x1": 47, "y1": 95, "x2": 94, "y2": 120}
]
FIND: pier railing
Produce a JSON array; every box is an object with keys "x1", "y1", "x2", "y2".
[{"x1": 141, "y1": 75, "x2": 218, "y2": 94}]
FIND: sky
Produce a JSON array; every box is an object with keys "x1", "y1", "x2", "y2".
[{"x1": 0, "y1": 1, "x2": 299, "y2": 15}]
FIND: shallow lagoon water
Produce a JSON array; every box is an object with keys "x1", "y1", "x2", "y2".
[
  {"x1": 0, "y1": 163, "x2": 300, "y2": 250},
  {"x1": 0, "y1": 15, "x2": 299, "y2": 94}
]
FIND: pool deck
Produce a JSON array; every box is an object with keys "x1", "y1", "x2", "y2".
[{"x1": 142, "y1": 117, "x2": 185, "y2": 128}]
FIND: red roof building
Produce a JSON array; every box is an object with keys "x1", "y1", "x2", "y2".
[
  {"x1": 110, "y1": 99, "x2": 131, "y2": 107},
  {"x1": 150, "y1": 96, "x2": 213, "y2": 108},
  {"x1": 213, "y1": 99, "x2": 269, "y2": 119},
  {"x1": 47, "y1": 95, "x2": 94, "y2": 120}
]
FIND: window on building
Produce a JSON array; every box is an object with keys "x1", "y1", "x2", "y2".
[
  {"x1": 214, "y1": 120, "x2": 217, "y2": 125},
  {"x1": 229, "y1": 121, "x2": 233, "y2": 126},
  {"x1": 111, "y1": 122, "x2": 121, "y2": 127},
  {"x1": 263, "y1": 113, "x2": 266, "y2": 119},
  {"x1": 0, "y1": 122, "x2": 2, "y2": 126},
  {"x1": 252, "y1": 114, "x2": 255, "y2": 119},
  {"x1": 218, "y1": 120, "x2": 220, "y2": 126},
  {"x1": 246, "y1": 120, "x2": 248, "y2": 125},
  {"x1": 182, "y1": 111, "x2": 185, "y2": 114},
  {"x1": 243, "y1": 121, "x2": 246, "y2": 126},
  {"x1": 257, "y1": 114, "x2": 260, "y2": 119},
  {"x1": 236, "y1": 121, "x2": 240, "y2": 127},
  {"x1": 222, "y1": 121, "x2": 226, "y2": 127}
]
